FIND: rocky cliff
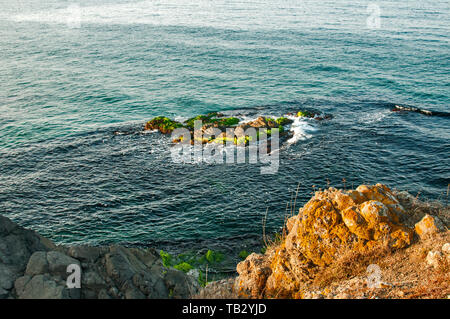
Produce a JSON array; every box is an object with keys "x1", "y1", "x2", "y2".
[
  {"x1": 234, "y1": 184, "x2": 449, "y2": 299},
  {"x1": 0, "y1": 215, "x2": 198, "y2": 299},
  {"x1": 1, "y1": 183, "x2": 448, "y2": 299}
]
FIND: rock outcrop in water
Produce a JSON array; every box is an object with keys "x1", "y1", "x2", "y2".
[
  {"x1": 0, "y1": 215, "x2": 198, "y2": 299},
  {"x1": 234, "y1": 184, "x2": 448, "y2": 298},
  {"x1": 144, "y1": 110, "x2": 331, "y2": 146},
  {"x1": 391, "y1": 104, "x2": 450, "y2": 118}
]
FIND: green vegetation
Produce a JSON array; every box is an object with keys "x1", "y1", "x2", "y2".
[
  {"x1": 198, "y1": 269, "x2": 208, "y2": 287},
  {"x1": 297, "y1": 110, "x2": 317, "y2": 118},
  {"x1": 275, "y1": 117, "x2": 292, "y2": 126},
  {"x1": 265, "y1": 117, "x2": 276, "y2": 126},
  {"x1": 236, "y1": 135, "x2": 253, "y2": 145},
  {"x1": 257, "y1": 127, "x2": 283, "y2": 138},
  {"x1": 185, "y1": 115, "x2": 213, "y2": 128},
  {"x1": 185, "y1": 113, "x2": 240, "y2": 129},
  {"x1": 146, "y1": 116, "x2": 184, "y2": 133},
  {"x1": 239, "y1": 250, "x2": 250, "y2": 260},
  {"x1": 174, "y1": 262, "x2": 193, "y2": 273},
  {"x1": 160, "y1": 249, "x2": 173, "y2": 267},
  {"x1": 211, "y1": 136, "x2": 235, "y2": 144},
  {"x1": 218, "y1": 117, "x2": 240, "y2": 126},
  {"x1": 205, "y1": 249, "x2": 224, "y2": 263},
  {"x1": 159, "y1": 249, "x2": 226, "y2": 287}
]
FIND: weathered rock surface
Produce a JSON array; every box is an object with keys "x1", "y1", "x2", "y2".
[
  {"x1": 426, "y1": 242, "x2": 450, "y2": 269},
  {"x1": 414, "y1": 214, "x2": 445, "y2": 239},
  {"x1": 146, "y1": 113, "x2": 297, "y2": 146},
  {"x1": 235, "y1": 184, "x2": 436, "y2": 298},
  {"x1": 0, "y1": 215, "x2": 198, "y2": 299}
]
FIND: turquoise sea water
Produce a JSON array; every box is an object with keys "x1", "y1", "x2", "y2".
[{"x1": 0, "y1": 0, "x2": 449, "y2": 271}]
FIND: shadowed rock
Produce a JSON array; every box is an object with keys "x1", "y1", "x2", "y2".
[{"x1": 0, "y1": 215, "x2": 198, "y2": 299}]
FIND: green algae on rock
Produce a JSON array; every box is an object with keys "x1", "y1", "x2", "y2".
[
  {"x1": 144, "y1": 113, "x2": 298, "y2": 146},
  {"x1": 145, "y1": 116, "x2": 184, "y2": 134}
]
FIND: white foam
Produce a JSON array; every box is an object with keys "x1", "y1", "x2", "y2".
[
  {"x1": 286, "y1": 115, "x2": 317, "y2": 144},
  {"x1": 358, "y1": 110, "x2": 390, "y2": 124},
  {"x1": 142, "y1": 129, "x2": 158, "y2": 134}
]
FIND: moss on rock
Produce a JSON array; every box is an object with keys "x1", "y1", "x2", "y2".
[{"x1": 145, "y1": 117, "x2": 184, "y2": 134}]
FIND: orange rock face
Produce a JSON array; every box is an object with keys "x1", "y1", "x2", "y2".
[
  {"x1": 235, "y1": 253, "x2": 272, "y2": 298},
  {"x1": 414, "y1": 214, "x2": 445, "y2": 239},
  {"x1": 235, "y1": 184, "x2": 415, "y2": 298}
]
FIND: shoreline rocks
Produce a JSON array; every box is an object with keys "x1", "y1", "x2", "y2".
[
  {"x1": 0, "y1": 215, "x2": 198, "y2": 299},
  {"x1": 234, "y1": 183, "x2": 448, "y2": 298},
  {"x1": 2, "y1": 184, "x2": 447, "y2": 299}
]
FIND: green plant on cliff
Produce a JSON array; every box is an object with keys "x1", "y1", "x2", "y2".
[
  {"x1": 174, "y1": 262, "x2": 194, "y2": 273},
  {"x1": 185, "y1": 115, "x2": 212, "y2": 128},
  {"x1": 236, "y1": 135, "x2": 253, "y2": 145},
  {"x1": 205, "y1": 249, "x2": 224, "y2": 263},
  {"x1": 258, "y1": 127, "x2": 283, "y2": 139},
  {"x1": 198, "y1": 269, "x2": 208, "y2": 287},
  {"x1": 211, "y1": 136, "x2": 235, "y2": 145},
  {"x1": 239, "y1": 250, "x2": 250, "y2": 260},
  {"x1": 159, "y1": 249, "x2": 173, "y2": 267}
]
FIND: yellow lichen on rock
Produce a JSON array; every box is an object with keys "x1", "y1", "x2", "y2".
[
  {"x1": 341, "y1": 206, "x2": 371, "y2": 240},
  {"x1": 414, "y1": 214, "x2": 445, "y2": 239},
  {"x1": 235, "y1": 184, "x2": 416, "y2": 298}
]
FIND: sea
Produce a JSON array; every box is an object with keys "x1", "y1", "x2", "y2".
[{"x1": 0, "y1": 0, "x2": 449, "y2": 273}]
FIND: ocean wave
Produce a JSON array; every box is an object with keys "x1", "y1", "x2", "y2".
[{"x1": 286, "y1": 116, "x2": 317, "y2": 144}]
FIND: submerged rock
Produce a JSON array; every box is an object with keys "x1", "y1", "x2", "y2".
[
  {"x1": 235, "y1": 183, "x2": 417, "y2": 298},
  {"x1": 391, "y1": 105, "x2": 450, "y2": 118}
]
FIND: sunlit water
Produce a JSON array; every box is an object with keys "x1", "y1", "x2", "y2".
[{"x1": 0, "y1": 0, "x2": 449, "y2": 271}]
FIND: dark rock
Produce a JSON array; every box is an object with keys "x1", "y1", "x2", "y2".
[
  {"x1": 122, "y1": 280, "x2": 146, "y2": 299},
  {"x1": 47, "y1": 251, "x2": 80, "y2": 277},
  {"x1": 67, "y1": 246, "x2": 103, "y2": 263},
  {"x1": 25, "y1": 252, "x2": 49, "y2": 276},
  {"x1": 164, "y1": 268, "x2": 199, "y2": 299},
  {"x1": 17, "y1": 274, "x2": 72, "y2": 299},
  {"x1": 97, "y1": 289, "x2": 112, "y2": 299},
  {"x1": 0, "y1": 214, "x2": 198, "y2": 299}
]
